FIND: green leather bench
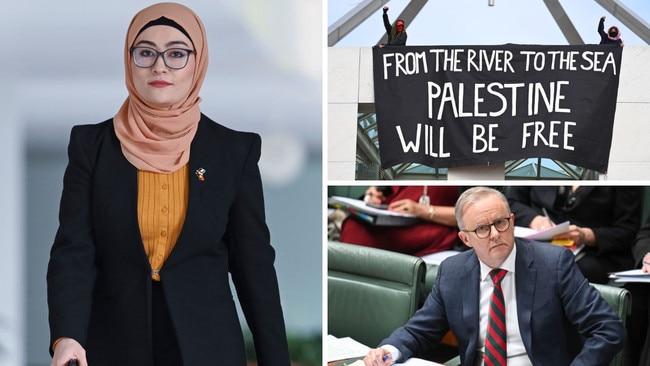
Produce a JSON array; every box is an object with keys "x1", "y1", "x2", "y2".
[{"x1": 328, "y1": 241, "x2": 426, "y2": 347}]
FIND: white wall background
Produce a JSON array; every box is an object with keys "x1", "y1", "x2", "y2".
[{"x1": 1, "y1": 1, "x2": 323, "y2": 365}]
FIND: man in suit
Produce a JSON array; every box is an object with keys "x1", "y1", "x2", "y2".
[{"x1": 364, "y1": 186, "x2": 625, "y2": 366}]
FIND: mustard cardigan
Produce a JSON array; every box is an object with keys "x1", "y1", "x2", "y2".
[{"x1": 137, "y1": 164, "x2": 188, "y2": 281}]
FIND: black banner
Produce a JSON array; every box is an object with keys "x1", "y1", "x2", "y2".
[{"x1": 372, "y1": 44, "x2": 622, "y2": 173}]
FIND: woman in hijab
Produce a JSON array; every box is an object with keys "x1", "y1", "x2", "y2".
[
  {"x1": 598, "y1": 15, "x2": 624, "y2": 46},
  {"x1": 47, "y1": 3, "x2": 290, "y2": 365}
]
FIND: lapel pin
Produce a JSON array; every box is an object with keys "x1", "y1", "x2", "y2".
[{"x1": 195, "y1": 168, "x2": 206, "y2": 181}]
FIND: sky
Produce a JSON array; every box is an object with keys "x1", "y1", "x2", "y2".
[{"x1": 328, "y1": 0, "x2": 650, "y2": 47}]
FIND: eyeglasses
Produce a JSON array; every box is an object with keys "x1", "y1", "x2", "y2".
[
  {"x1": 130, "y1": 46, "x2": 194, "y2": 70},
  {"x1": 463, "y1": 217, "x2": 511, "y2": 239}
]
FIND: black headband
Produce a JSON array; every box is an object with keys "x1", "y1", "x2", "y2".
[{"x1": 136, "y1": 16, "x2": 192, "y2": 44}]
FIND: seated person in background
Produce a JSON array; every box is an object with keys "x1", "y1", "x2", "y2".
[
  {"x1": 364, "y1": 187, "x2": 626, "y2": 366},
  {"x1": 624, "y1": 214, "x2": 650, "y2": 366},
  {"x1": 507, "y1": 186, "x2": 642, "y2": 284},
  {"x1": 339, "y1": 186, "x2": 461, "y2": 256}
]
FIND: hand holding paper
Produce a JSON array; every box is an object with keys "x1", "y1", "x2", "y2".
[
  {"x1": 552, "y1": 224, "x2": 595, "y2": 248},
  {"x1": 514, "y1": 221, "x2": 584, "y2": 257},
  {"x1": 610, "y1": 269, "x2": 650, "y2": 283},
  {"x1": 515, "y1": 221, "x2": 570, "y2": 241}
]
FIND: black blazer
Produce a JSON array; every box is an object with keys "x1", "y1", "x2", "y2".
[
  {"x1": 47, "y1": 115, "x2": 290, "y2": 365},
  {"x1": 633, "y1": 211, "x2": 650, "y2": 267}
]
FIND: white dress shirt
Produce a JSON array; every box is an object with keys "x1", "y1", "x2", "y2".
[{"x1": 476, "y1": 245, "x2": 532, "y2": 366}]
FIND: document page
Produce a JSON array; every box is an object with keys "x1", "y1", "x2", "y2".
[
  {"x1": 421, "y1": 250, "x2": 460, "y2": 266},
  {"x1": 610, "y1": 269, "x2": 650, "y2": 283},
  {"x1": 514, "y1": 221, "x2": 570, "y2": 241},
  {"x1": 329, "y1": 196, "x2": 421, "y2": 226},
  {"x1": 344, "y1": 358, "x2": 445, "y2": 365},
  {"x1": 330, "y1": 196, "x2": 417, "y2": 218},
  {"x1": 327, "y1": 335, "x2": 370, "y2": 362}
]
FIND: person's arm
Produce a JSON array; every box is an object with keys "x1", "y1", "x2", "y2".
[
  {"x1": 364, "y1": 346, "x2": 398, "y2": 365},
  {"x1": 382, "y1": 8, "x2": 392, "y2": 36},
  {"x1": 598, "y1": 16, "x2": 608, "y2": 39},
  {"x1": 588, "y1": 187, "x2": 642, "y2": 256},
  {"x1": 387, "y1": 199, "x2": 456, "y2": 227},
  {"x1": 547, "y1": 188, "x2": 641, "y2": 251},
  {"x1": 557, "y1": 249, "x2": 626, "y2": 364},
  {"x1": 47, "y1": 126, "x2": 96, "y2": 364},
  {"x1": 375, "y1": 259, "x2": 452, "y2": 361},
  {"x1": 225, "y1": 133, "x2": 290, "y2": 365},
  {"x1": 50, "y1": 338, "x2": 87, "y2": 366},
  {"x1": 632, "y1": 212, "x2": 650, "y2": 268}
]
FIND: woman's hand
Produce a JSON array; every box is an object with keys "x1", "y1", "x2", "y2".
[
  {"x1": 363, "y1": 186, "x2": 386, "y2": 205},
  {"x1": 387, "y1": 199, "x2": 457, "y2": 227},
  {"x1": 552, "y1": 224, "x2": 595, "y2": 247},
  {"x1": 530, "y1": 215, "x2": 555, "y2": 231},
  {"x1": 642, "y1": 253, "x2": 650, "y2": 273},
  {"x1": 388, "y1": 199, "x2": 421, "y2": 216},
  {"x1": 50, "y1": 338, "x2": 87, "y2": 366}
]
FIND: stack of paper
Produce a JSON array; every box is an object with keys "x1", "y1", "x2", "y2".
[
  {"x1": 327, "y1": 335, "x2": 370, "y2": 362},
  {"x1": 344, "y1": 359, "x2": 444, "y2": 365},
  {"x1": 327, "y1": 335, "x2": 447, "y2": 365},
  {"x1": 329, "y1": 196, "x2": 421, "y2": 226},
  {"x1": 514, "y1": 221, "x2": 571, "y2": 241},
  {"x1": 421, "y1": 250, "x2": 461, "y2": 266},
  {"x1": 514, "y1": 221, "x2": 584, "y2": 258},
  {"x1": 609, "y1": 269, "x2": 650, "y2": 283}
]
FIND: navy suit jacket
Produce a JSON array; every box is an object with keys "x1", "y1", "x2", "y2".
[
  {"x1": 47, "y1": 115, "x2": 290, "y2": 365},
  {"x1": 380, "y1": 239, "x2": 625, "y2": 365}
]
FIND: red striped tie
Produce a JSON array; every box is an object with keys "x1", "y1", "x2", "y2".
[{"x1": 484, "y1": 268, "x2": 507, "y2": 366}]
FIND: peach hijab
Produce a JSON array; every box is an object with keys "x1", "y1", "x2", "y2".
[{"x1": 113, "y1": 2, "x2": 208, "y2": 173}]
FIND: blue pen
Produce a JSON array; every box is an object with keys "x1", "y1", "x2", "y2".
[{"x1": 382, "y1": 353, "x2": 390, "y2": 362}]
